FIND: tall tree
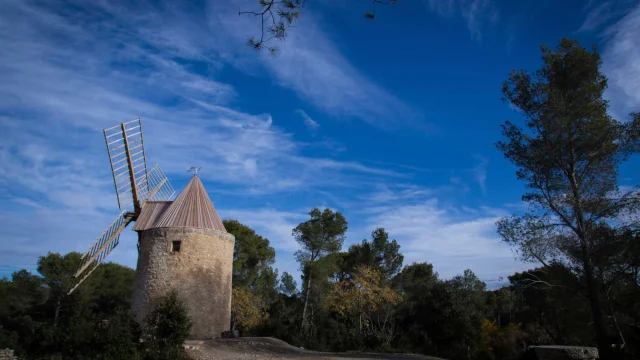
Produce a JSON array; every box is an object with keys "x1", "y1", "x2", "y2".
[
  {"x1": 326, "y1": 265, "x2": 401, "y2": 347},
  {"x1": 37, "y1": 252, "x2": 82, "y2": 327},
  {"x1": 231, "y1": 287, "x2": 269, "y2": 333},
  {"x1": 224, "y1": 219, "x2": 278, "y2": 301},
  {"x1": 496, "y1": 37, "x2": 640, "y2": 359},
  {"x1": 343, "y1": 227, "x2": 404, "y2": 281},
  {"x1": 278, "y1": 272, "x2": 298, "y2": 297},
  {"x1": 508, "y1": 265, "x2": 592, "y2": 345},
  {"x1": 293, "y1": 207, "x2": 348, "y2": 330}
]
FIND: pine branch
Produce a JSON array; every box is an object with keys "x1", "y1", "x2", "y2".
[{"x1": 239, "y1": 0, "x2": 397, "y2": 55}]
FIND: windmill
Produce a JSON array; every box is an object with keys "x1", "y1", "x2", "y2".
[
  {"x1": 69, "y1": 118, "x2": 235, "y2": 339},
  {"x1": 68, "y1": 118, "x2": 176, "y2": 294}
]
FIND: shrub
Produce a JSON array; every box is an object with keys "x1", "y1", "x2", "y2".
[{"x1": 143, "y1": 290, "x2": 192, "y2": 360}]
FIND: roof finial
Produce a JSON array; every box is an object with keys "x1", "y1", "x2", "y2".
[{"x1": 187, "y1": 166, "x2": 202, "y2": 176}]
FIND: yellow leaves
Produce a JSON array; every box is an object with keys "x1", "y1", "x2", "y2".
[
  {"x1": 231, "y1": 287, "x2": 269, "y2": 329},
  {"x1": 482, "y1": 319, "x2": 500, "y2": 333},
  {"x1": 479, "y1": 319, "x2": 499, "y2": 353},
  {"x1": 477, "y1": 319, "x2": 523, "y2": 357},
  {"x1": 327, "y1": 265, "x2": 402, "y2": 322}
]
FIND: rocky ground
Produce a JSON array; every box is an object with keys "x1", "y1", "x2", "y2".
[{"x1": 185, "y1": 338, "x2": 445, "y2": 360}]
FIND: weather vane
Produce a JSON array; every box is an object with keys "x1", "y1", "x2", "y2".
[{"x1": 187, "y1": 166, "x2": 202, "y2": 175}]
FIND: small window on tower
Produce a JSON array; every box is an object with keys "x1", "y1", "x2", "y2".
[{"x1": 171, "y1": 241, "x2": 181, "y2": 252}]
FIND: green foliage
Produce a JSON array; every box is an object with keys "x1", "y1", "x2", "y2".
[
  {"x1": 278, "y1": 272, "x2": 297, "y2": 297},
  {"x1": 5, "y1": 73, "x2": 640, "y2": 360},
  {"x1": 93, "y1": 308, "x2": 142, "y2": 360},
  {"x1": 342, "y1": 227, "x2": 404, "y2": 281},
  {"x1": 224, "y1": 219, "x2": 278, "y2": 293},
  {"x1": 496, "y1": 37, "x2": 640, "y2": 359},
  {"x1": 393, "y1": 264, "x2": 490, "y2": 359},
  {"x1": 0, "y1": 252, "x2": 196, "y2": 359},
  {"x1": 83, "y1": 263, "x2": 136, "y2": 318},
  {"x1": 144, "y1": 290, "x2": 192, "y2": 352},
  {"x1": 293, "y1": 208, "x2": 348, "y2": 265},
  {"x1": 508, "y1": 266, "x2": 592, "y2": 345},
  {"x1": 293, "y1": 207, "x2": 348, "y2": 330},
  {"x1": 225, "y1": 219, "x2": 280, "y2": 336}
]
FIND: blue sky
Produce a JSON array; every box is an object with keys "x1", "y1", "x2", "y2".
[{"x1": 1, "y1": 0, "x2": 639, "y2": 289}]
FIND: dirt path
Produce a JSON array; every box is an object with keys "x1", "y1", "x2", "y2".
[{"x1": 185, "y1": 338, "x2": 445, "y2": 360}]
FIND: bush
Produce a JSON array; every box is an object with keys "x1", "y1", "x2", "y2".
[
  {"x1": 142, "y1": 290, "x2": 192, "y2": 360},
  {"x1": 94, "y1": 308, "x2": 142, "y2": 360}
]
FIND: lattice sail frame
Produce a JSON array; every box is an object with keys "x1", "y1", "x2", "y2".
[
  {"x1": 104, "y1": 118, "x2": 150, "y2": 212},
  {"x1": 140, "y1": 164, "x2": 175, "y2": 206},
  {"x1": 68, "y1": 210, "x2": 134, "y2": 294},
  {"x1": 68, "y1": 118, "x2": 177, "y2": 295},
  {"x1": 68, "y1": 165, "x2": 175, "y2": 295}
]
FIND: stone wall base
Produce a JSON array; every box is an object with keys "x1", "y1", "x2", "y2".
[{"x1": 524, "y1": 346, "x2": 599, "y2": 360}]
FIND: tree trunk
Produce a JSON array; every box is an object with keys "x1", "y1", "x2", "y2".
[
  {"x1": 606, "y1": 288, "x2": 625, "y2": 349},
  {"x1": 301, "y1": 274, "x2": 312, "y2": 329},
  {"x1": 569, "y1": 164, "x2": 611, "y2": 359},
  {"x1": 53, "y1": 299, "x2": 61, "y2": 328},
  {"x1": 582, "y1": 250, "x2": 611, "y2": 359}
]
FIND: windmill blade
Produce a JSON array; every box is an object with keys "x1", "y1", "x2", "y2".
[
  {"x1": 104, "y1": 118, "x2": 150, "y2": 212},
  {"x1": 138, "y1": 164, "x2": 175, "y2": 206},
  {"x1": 68, "y1": 211, "x2": 135, "y2": 294}
]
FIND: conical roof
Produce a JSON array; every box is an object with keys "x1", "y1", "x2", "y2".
[
  {"x1": 132, "y1": 201, "x2": 173, "y2": 231},
  {"x1": 152, "y1": 175, "x2": 226, "y2": 232}
]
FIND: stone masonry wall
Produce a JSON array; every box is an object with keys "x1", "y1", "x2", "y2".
[
  {"x1": 0, "y1": 349, "x2": 16, "y2": 360},
  {"x1": 131, "y1": 227, "x2": 235, "y2": 339}
]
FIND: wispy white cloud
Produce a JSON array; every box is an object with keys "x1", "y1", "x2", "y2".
[
  {"x1": 0, "y1": 0, "x2": 527, "y2": 289},
  {"x1": 364, "y1": 198, "x2": 530, "y2": 282},
  {"x1": 601, "y1": 2, "x2": 640, "y2": 120},
  {"x1": 77, "y1": 0, "x2": 420, "y2": 127},
  {"x1": 0, "y1": 206, "x2": 139, "y2": 277},
  {"x1": 222, "y1": 208, "x2": 312, "y2": 285},
  {"x1": 425, "y1": 0, "x2": 499, "y2": 42},
  {"x1": 296, "y1": 110, "x2": 320, "y2": 133},
  {"x1": 0, "y1": 0, "x2": 411, "y2": 273},
  {"x1": 223, "y1": 208, "x2": 306, "y2": 252},
  {"x1": 579, "y1": 1, "x2": 615, "y2": 32},
  {"x1": 361, "y1": 184, "x2": 433, "y2": 205},
  {"x1": 210, "y1": 0, "x2": 423, "y2": 126},
  {"x1": 0, "y1": 0, "x2": 403, "y2": 194},
  {"x1": 472, "y1": 156, "x2": 488, "y2": 195}
]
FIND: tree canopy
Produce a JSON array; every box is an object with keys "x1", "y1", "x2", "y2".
[{"x1": 496, "y1": 37, "x2": 640, "y2": 359}]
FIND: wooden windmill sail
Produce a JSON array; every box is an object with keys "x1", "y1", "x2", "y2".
[{"x1": 68, "y1": 118, "x2": 175, "y2": 294}]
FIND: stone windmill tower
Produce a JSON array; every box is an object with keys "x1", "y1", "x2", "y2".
[{"x1": 69, "y1": 119, "x2": 235, "y2": 339}]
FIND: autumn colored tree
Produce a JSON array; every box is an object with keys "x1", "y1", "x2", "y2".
[
  {"x1": 476, "y1": 320, "x2": 523, "y2": 360},
  {"x1": 327, "y1": 265, "x2": 401, "y2": 348},
  {"x1": 231, "y1": 286, "x2": 269, "y2": 333}
]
